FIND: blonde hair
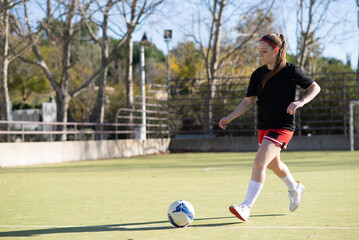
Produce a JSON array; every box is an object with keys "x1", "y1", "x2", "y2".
[{"x1": 260, "y1": 33, "x2": 286, "y2": 87}]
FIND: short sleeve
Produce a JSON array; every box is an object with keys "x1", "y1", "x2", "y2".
[
  {"x1": 291, "y1": 65, "x2": 314, "y2": 89},
  {"x1": 246, "y1": 71, "x2": 258, "y2": 97}
]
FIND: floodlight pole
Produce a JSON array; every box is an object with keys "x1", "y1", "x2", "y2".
[
  {"x1": 350, "y1": 101, "x2": 354, "y2": 151},
  {"x1": 165, "y1": 40, "x2": 171, "y2": 94},
  {"x1": 140, "y1": 33, "x2": 147, "y2": 140},
  {"x1": 164, "y1": 30, "x2": 172, "y2": 95}
]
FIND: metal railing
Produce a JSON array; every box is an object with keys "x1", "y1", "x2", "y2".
[
  {"x1": 0, "y1": 119, "x2": 169, "y2": 142},
  {"x1": 115, "y1": 83, "x2": 170, "y2": 140}
]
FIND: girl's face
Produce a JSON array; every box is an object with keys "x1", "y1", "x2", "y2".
[{"x1": 258, "y1": 41, "x2": 278, "y2": 67}]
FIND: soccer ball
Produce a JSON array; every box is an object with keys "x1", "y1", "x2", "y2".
[{"x1": 167, "y1": 200, "x2": 195, "y2": 228}]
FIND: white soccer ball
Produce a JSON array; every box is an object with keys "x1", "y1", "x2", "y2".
[{"x1": 167, "y1": 200, "x2": 195, "y2": 228}]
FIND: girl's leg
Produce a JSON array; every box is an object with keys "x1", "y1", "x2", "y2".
[
  {"x1": 267, "y1": 152, "x2": 305, "y2": 212},
  {"x1": 242, "y1": 139, "x2": 281, "y2": 208},
  {"x1": 251, "y1": 139, "x2": 282, "y2": 183},
  {"x1": 267, "y1": 153, "x2": 297, "y2": 190}
]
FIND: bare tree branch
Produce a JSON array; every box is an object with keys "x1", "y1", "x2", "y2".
[{"x1": 70, "y1": 35, "x2": 128, "y2": 98}]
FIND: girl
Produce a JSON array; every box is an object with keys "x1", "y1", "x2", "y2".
[{"x1": 218, "y1": 33, "x2": 321, "y2": 222}]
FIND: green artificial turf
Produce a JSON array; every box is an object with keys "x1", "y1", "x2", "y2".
[{"x1": 0, "y1": 151, "x2": 358, "y2": 239}]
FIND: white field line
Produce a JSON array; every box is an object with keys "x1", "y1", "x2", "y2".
[
  {"x1": 204, "y1": 167, "x2": 240, "y2": 173},
  {"x1": 190, "y1": 226, "x2": 359, "y2": 230},
  {"x1": 0, "y1": 225, "x2": 358, "y2": 230},
  {"x1": 0, "y1": 225, "x2": 88, "y2": 228},
  {"x1": 204, "y1": 167, "x2": 229, "y2": 172}
]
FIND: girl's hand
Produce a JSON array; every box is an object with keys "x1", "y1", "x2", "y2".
[
  {"x1": 219, "y1": 116, "x2": 232, "y2": 130},
  {"x1": 287, "y1": 101, "x2": 304, "y2": 115}
]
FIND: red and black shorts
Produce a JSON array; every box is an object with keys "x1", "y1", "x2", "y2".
[{"x1": 258, "y1": 129, "x2": 294, "y2": 150}]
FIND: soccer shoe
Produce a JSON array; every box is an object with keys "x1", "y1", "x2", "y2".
[
  {"x1": 229, "y1": 204, "x2": 250, "y2": 222},
  {"x1": 288, "y1": 181, "x2": 305, "y2": 212}
]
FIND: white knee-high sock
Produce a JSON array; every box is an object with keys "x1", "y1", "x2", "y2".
[
  {"x1": 281, "y1": 172, "x2": 297, "y2": 191},
  {"x1": 243, "y1": 180, "x2": 263, "y2": 208}
]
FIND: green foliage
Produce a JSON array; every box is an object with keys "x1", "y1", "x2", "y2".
[
  {"x1": 171, "y1": 41, "x2": 203, "y2": 80},
  {"x1": 69, "y1": 88, "x2": 97, "y2": 122},
  {"x1": 286, "y1": 54, "x2": 297, "y2": 65},
  {"x1": 11, "y1": 101, "x2": 41, "y2": 110},
  {"x1": 41, "y1": 17, "x2": 99, "y2": 41},
  {"x1": 77, "y1": 21, "x2": 99, "y2": 41},
  {"x1": 9, "y1": 73, "x2": 50, "y2": 102},
  {"x1": 104, "y1": 85, "x2": 127, "y2": 123},
  {"x1": 106, "y1": 39, "x2": 166, "y2": 86},
  {"x1": 8, "y1": 55, "x2": 51, "y2": 105},
  {"x1": 133, "y1": 42, "x2": 166, "y2": 64},
  {"x1": 316, "y1": 57, "x2": 354, "y2": 73}
]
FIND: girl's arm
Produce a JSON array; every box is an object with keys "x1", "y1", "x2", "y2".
[
  {"x1": 287, "y1": 82, "x2": 321, "y2": 115},
  {"x1": 219, "y1": 96, "x2": 256, "y2": 130}
]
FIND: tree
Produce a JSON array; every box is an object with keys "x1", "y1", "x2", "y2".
[
  {"x1": 187, "y1": 0, "x2": 275, "y2": 134},
  {"x1": 0, "y1": 0, "x2": 11, "y2": 123},
  {"x1": 295, "y1": 0, "x2": 333, "y2": 70},
  {"x1": 18, "y1": 0, "x2": 127, "y2": 140},
  {"x1": 120, "y1": 0, "x2": 165, "y2": 109},
  {"x1": 171, "y1": 41, "x2": 203, "y2": 80},
  {"x1": 229, "y1": 9, "x2": 276, "y2": 75},
  {"x1": 0, "y1": 0, "x2": 31, "y2": 141},
  {"x1": 79, "y1": 0, "x2": 118, "y2": 130},
  {"x1": 79, "y1": 0, "x2": 165, "y2": 139}
]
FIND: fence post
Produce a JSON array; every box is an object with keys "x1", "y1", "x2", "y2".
[
  {"x1": 74, "y1": 124, "x2": 77, "y2": 141},
  {"x1": 21, "y1": 122, "x2": 24, "y2": 142},
  {"x1": 350, "y1": 102, "x2": 354, "y2": 151},
  {"x1": 343, "y1": 74, "x2": 347, "y2": 135}
]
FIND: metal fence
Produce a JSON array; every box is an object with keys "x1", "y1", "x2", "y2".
[
  {"x1": 168, "y1": 72, "x2": 359, "y2": 138},
  {"x1": 1, "y1": 72, "x2": 358, "y2": 142}
]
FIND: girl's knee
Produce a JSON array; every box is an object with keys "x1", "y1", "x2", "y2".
[{"x1": 253, "y1": 159, "x2": 267, "y2": 171}]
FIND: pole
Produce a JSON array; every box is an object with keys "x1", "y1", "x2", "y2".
[
  {"x1": 140, "y1": 44, "x2": 146, "y2": 140},
  {"x1": 164, "y1": 30, "x2": 172, "y2": 138},
  {"x1": 166, "y1": 39, "x2": 171, "y2": 95},
  {"x1": 350, "y1": 102, "x2": 354, "y2": 151}
]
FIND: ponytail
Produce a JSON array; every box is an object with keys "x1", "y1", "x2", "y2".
[{"x1": 261, "y1": 33, "x2": 287, "y2": 87}]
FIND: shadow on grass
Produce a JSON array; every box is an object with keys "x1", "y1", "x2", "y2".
[{"x1": 0, "y1": 214, "x2": 285, "y2": 237}]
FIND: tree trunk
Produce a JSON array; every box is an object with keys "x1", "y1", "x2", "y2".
[
  {"x1": 55, "y1": 6, "x2": 74, "y2": 141},
  {"x1": 125, "y1": 34, "x2": 134, "y2": 138},
  {"x1": 91, "y1": 44, "x2": 109, "y2": 140},
  {"x1": 0, "y1": 1, "x2": 10, "y2": 142},
  {"x1": 46, "y1": 0, "x2": 52, "y2": 40},
  {"x1": 297, "y1": 33, "x2": 308, "y2": 70},
  {"x1": 55, "y1": 91, "x2": 70, "y2": 141},
  {"x1": 204, "y1": 0, "x2": 226, "y2": 135}
]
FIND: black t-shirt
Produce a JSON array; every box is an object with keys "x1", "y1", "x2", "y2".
[{"x1": 246, "y1": 62, "x2": 314, "y2": 131}]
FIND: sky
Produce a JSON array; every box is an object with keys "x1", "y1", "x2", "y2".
[
  {"x1": 132, "y1": 0, "x2": 358, "y2": 70},
  {"x1": 22, "y1": 0, "x2": 358, "y2": 70}
]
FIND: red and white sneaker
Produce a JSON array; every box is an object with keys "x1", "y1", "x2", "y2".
[
  {"x1": 229, "y1": 204, "x2": 250, "y2": 222},
  {"x1": 289, "y1": 181, "x2": 305, "y2": 212}
]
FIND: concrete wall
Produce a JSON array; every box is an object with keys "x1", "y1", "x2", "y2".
[
  {"x1": 0, "y1": 138, "x2": 170, "y2": 167},
  {"x1": 169, "y1": 135, "x2": 359, "y2": 152},
  {"x1": 1, "y1": 135, "x2": 357, "y2": 167}
]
